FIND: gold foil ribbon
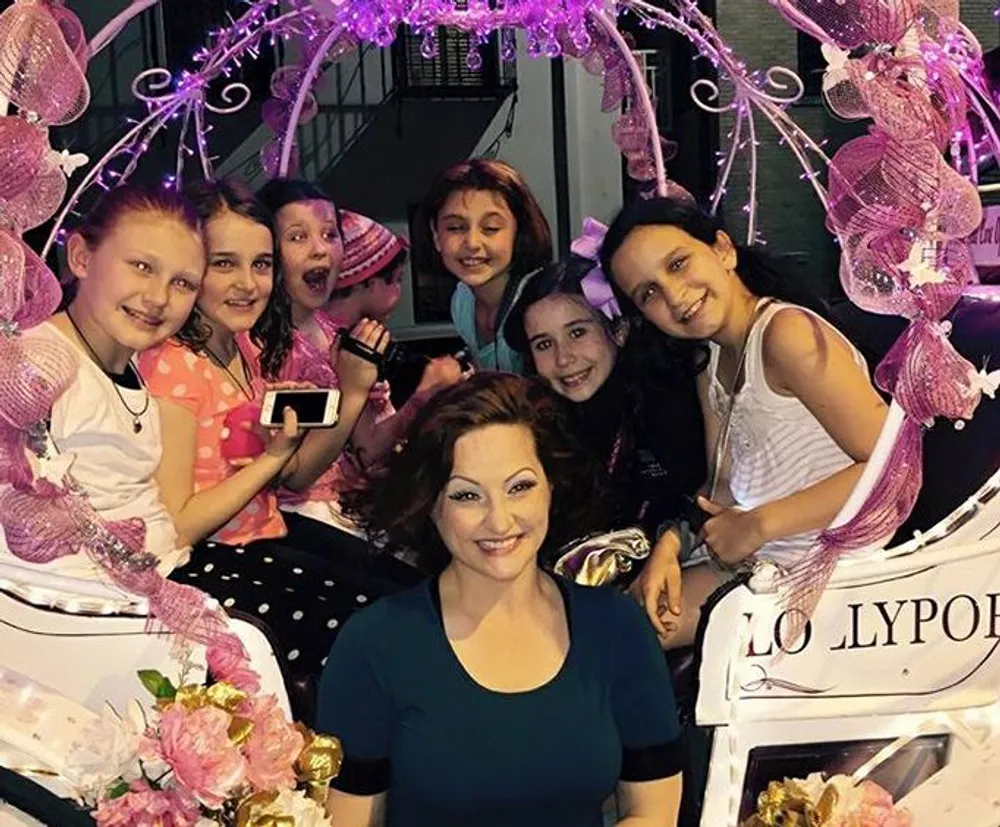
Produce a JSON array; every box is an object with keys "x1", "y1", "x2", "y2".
[
  {"x1": 172, "y1": 682, "x2": 248, "y2": 714},
  {"x1": 742, "y1": 780, "x2": 839, "y2": 827},
  {"x1": 295, "y1": 724, "x2": 343, "y2": 802},
  {"x1": 235, "y1": 791, "x2": 294, "y2": 827},
  {"x1": 227, "y1": 715, "x2": 254, "y2": 746}
]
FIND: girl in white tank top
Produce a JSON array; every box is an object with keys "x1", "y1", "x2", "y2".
[
  {"x1": 0, "y1": 185, "x2": 206, "y2": 590},
  {"x1": 601, "y1": 197, "x2": 888, "y2": 648},
  {"x1": 705, "y1": 300, "x2": 869, "y2": 570}
]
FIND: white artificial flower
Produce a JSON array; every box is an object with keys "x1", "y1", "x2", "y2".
[
  {"x1": 898, "y1": 241, "x2": 947, "y2": 288},
  {"x1": 821, "y1": 43, "x2": 851, "y2": 94},
  {"x1": 823, "y1": 774, "x2": 867, "y2": 820},
  {"x1": 257, "y1": 790, "x2": 333, "y2": 827},
  {"x1": 65, "y1": 700, "x2": 145, "y2": 792},
  {"x1": 32, "y1": 450, "x2": 75, "y2": 487},
  {"x1": 967, "y1": 367, "x2": 1000, "y2": 400}
]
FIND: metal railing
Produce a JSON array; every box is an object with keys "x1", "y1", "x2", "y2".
[
  {"x1": 299, "y1": 45, "x2": 397, "y2": 181},
  {"x1": 52, "y1": 7, "x2": 515, "y2": 188},
  {"x1": 225, "y1": 42, "x2": 396, "y2": 185}
]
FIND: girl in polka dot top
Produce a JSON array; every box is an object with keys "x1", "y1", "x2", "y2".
[
  {"x1": 138, "y1": 179, "x2": 400, "y2": 708},
  {"x1": 139, "y1": 179, "x2": 388, "y2": 550}
]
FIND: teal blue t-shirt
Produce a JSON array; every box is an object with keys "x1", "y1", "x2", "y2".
[
  {"x1": 450, "y1": 281, "x2": 524, "y2": 374},
  {"x1": 317, "y1": 578, "x2": 682, "y2": 827}
]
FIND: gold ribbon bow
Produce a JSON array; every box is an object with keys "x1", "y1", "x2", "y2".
[
  {"x1": 235, "y1": 791, "x2": 295, "y2": 827},
  {"x1": 172, "y1": 682, "x2": 249, "y2": 714},
  {"x1": 295, "y1": 724, "x2": 343, "y2": 802},
  {"x1": 743, "y1": 780, "x2": 838, "y2": 827}
]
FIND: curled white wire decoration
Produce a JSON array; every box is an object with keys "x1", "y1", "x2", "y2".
[
  {"x1": 130, "y1": 67, "x2": 175, "y2": 104},
  {"x1": 762, "y1": 66, "x2": 805, "y2": 105},
  {"x1": 204, "y1": 81, "x2": 252, "y2": 115},
  {"x1": 690, "y1": 78, "x2": 738, "y2": 114}
]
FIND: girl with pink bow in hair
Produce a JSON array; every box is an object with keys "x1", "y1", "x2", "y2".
[{"x1": 504, "y1": 218, "x2": 706, "y2": 557}]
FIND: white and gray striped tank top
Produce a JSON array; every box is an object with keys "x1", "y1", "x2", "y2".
[{"x1": 707, "y1": 302, "x2": 866, "y2": 569}]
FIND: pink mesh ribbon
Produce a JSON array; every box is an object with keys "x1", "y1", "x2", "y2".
[
  {"x1": 0, "y1": 118, "x2": 68, "y2": 232},
  {"x1": 834, "y1": 52, "x2": 966, "y2": 150},
  {"x1": 0, "y1": 316, "x2": 258, "y2": 687},
  {"x1": 789, "y1": 1, "x2": 967, "y2": 150},
  {"x1": 769, "y1": 0, "x2": 918, "y2": 51},
  {"x1": 0, "y1": 1, "x2": 89, "y2": 125},
  {"x1": 826, "y1": 131, "x2": 981, "y2": 319},
  {"x1": 780, "y1": 318, "x2": 981, "y2": 632},
  {"x1": 561, "y1": 21, "x2": 686, "y2": 189},
  {"x1": 0, "y1": 2, "x2": 257, "y2": 681},
  {"x1": 772, "y1": 0, "x2": 993, "y2": 645},
  {"x1": 258, "y1": 32, "x2": 356, "y2": 178},
  {"x1": 0, "y1": 118, "x2": 48, "y2": 202}
]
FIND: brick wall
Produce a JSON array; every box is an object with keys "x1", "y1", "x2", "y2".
[
  {"x1": 713, "y1": 0, "x2": 999, "y2": 297},
  {"x1": 962, "y1": 2, "x2": 999, "y2": 50}
]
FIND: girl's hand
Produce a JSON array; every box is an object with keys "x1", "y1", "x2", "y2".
[
  {"x1": 264, "y1": 404, "x2": 302, "y2": 461},
  {"x1": 628, "y1": 530, "x2": 683, "y2": 640},
  {"x1": 697, "y1": 495, "x2": 766, "y2": 565},
  {"x1": 415, "y1": 356, "x2": 465, "y2": 395},
  {"x1": 228, "y1": 382, "x2": 308, "y2": 466},
  {"x1": 336, "y1": 318, "x2": 390, "y2": 396}
]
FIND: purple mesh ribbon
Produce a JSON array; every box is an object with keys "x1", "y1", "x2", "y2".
[
  {"x1": 0, "y1": 1, "x2": 89, "y2": 126},
  {"x1": 0, "y1": 327, "x2": 257, "y2": 686},
  {"x1": 781, "y1": 319, "x2": 981, "y2": 631}
]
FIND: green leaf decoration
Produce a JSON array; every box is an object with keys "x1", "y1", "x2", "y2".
[
  {"x1": 137, "y1": 670, "x2": 176, "y2": 700},
  {"x1": 106, "y1": 779, "x2": 130, "y2": 799}
]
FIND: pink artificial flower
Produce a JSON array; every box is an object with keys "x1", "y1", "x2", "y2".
[
  {"x1": 94, "y1": 780, "x2": 201, "y2": 827},
  {"x1": 158, "y1": 704, "x2": 247, "y2": 809},
  {"x1": 242, "y1": 694, "x2": 305, "y2": 792},
  {"x1": 841, "y1": 781, "x2": 913, "y2": 827},
  {"x1": 206, "y1": 641, "x2": 261, "y2": 694}
]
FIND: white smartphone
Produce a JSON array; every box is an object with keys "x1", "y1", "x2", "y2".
[{"x1": 259, "y1": 388, "x2": 341, "y2": 428}]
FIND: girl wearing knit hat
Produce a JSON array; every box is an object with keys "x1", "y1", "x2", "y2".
[
  {"x1": 257, "y1": 179, "x2": 464, "y2": 560},
  {"x1": 326, "y1": 210, "x2": 407, "y2": 326}
]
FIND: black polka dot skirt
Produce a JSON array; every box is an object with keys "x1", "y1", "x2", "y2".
[{"x1": 171, "y1": 527, "x2": 419, "y2": 688}]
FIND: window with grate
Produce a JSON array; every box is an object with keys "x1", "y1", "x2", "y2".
[
  {"x1": 160, "y1": 0, "x2": 277, "y2": 101},
  {"x1": 408, "y1": 203, "x2": 454, "y2": 324},
  {"x1": 797, "y1": 32, "x2": 825, "y2": 99},
  {"x1": 393, "y1": 13, "x2": 515, "y2": 97}
]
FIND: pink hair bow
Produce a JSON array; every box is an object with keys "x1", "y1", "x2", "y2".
[{"x1": 571, "y1": 217, "x2": 620, "y2": 320}]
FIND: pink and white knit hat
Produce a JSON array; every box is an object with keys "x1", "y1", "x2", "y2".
[{"x1": 338, "y1": 209, "x2": 407, "y2": 289}]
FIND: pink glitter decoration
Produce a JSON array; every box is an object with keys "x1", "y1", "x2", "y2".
[
  {"x1": 46, "y1": 1, "x2": 90, "y2": 68},
  {"x1": 0, "y1": 150, "x2": 68, "y2": 232},
  {"x1": 772, "y1": 0, "x2": 995, "y2": 642},
  {"x1": 0, "y1": 230, "x2": 61, "y2": 327},
  {"x1": 0, "y1": 0, "x2": 258, "y2": 684},
  {"x1": 0, "y1": 118, "x2": 48, "y2": 202},
  {"x1": 0, "y1": 0, "x2": 89, "y2": 125},
  {"x1": 768, "y1": 0, "x2": 918, "y2": 51}
]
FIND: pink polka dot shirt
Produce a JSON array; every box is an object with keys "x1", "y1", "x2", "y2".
[{"x1": 138, "y1": 337, "x2": 287, "y2": 546}]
